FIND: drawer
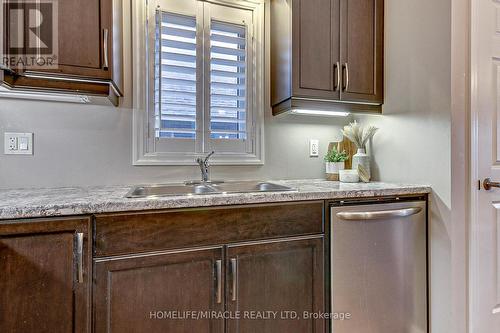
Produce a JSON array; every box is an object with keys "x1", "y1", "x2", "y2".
[{"x1": 94, "y1": 201, "x2": 324, "y2": 257}]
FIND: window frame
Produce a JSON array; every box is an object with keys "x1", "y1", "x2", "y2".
[{"x1": 132, "y1": 0, "x2": 265, "y2": 165}]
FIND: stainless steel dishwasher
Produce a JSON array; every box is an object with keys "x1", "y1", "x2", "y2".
[{"x1": 330, "y1": 199, "x2": 427, "y2": 333}]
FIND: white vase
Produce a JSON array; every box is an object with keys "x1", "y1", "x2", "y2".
[
  {"x1": 325, "y1": 161, "x2": 345, "y2": 174},
  {"x1": 352, "y1": 148, "x2": 371, "y2": 180}
]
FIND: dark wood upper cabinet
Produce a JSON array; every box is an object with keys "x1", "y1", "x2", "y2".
[
  {"x1": 94, "y1": 247, "x2": 225, "y2": 333},
  {"x1": 340, "y1": 0, "x2": 384, "y2": 103},
  {"x1": 292, "y1": 0, "x2": 340, "y2": 100},
  {"x1": 0, "y1": 217, "x2": 92, "y2": 333},
  {"x1": 226, "y1": 237, "x2": 325, "y2": 333},
  {"x1": 1, "y1": 0, "x2": 123, "y2": 105},
  {"x1": 271, "y1": 0, "x2": 384, "y2": 115}
]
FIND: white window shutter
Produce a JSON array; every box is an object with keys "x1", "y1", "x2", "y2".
[
  {"x1": 155, "y1": 12, "x2": 198, "y2": 139},
  {"x1": 209, "y1": 21, "x2": 248, "y2": 141},
  {"x1": 136, "y1": 0, "x2": 264, "y2": 165}
]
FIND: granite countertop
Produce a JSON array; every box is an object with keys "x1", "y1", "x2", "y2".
[{"x1": 0, "y1": 180, "x2": 431, "y2": 220}]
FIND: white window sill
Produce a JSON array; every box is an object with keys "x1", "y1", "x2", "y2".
[{"x1": 133, "y1": 153, "x2": 264, "y2": 166}]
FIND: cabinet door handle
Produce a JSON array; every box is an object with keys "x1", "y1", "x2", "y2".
[
  {"x1": 334, "y1": 62, "x2": 340, "y2": 91},
  {"x1": 230, "y1": 258, "x2": 238, "y2": 301},
  {"x1": 103, "y1": 29, "x2": 109, "y2": 70},
  {"x1": 215, "y1": 260, "x2": 222, "y2": 304},
  {"x1": 342, "y1": 63, "x2": 349, "y2": 91},
  {"x1": 76, "y1": 233, "x2": 84, "y2": 283}
]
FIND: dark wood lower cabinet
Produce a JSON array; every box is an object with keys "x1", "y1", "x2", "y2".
[
  {"x1": 0, "y1": 202, "x2": 326, "y2": 333},
  {"x1": 94, "y1": 247, "x2": 225, "y2": 333},
  {"x1": 0, "y1": 217, "x2": 91, "y2": 333},
  {"x1": 226, "y1": 237, "x2": 325, "y2": 333},
  {"x1": 92, "y1": 203, "x2": 326, "y2": 333},
  {"x1": 93, "y1": 237, "x2": 325, "y2": 333}
]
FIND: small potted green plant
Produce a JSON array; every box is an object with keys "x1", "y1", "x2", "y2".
[{"x1": 324, "y1": 144, "x2": 349, "y2": 177}]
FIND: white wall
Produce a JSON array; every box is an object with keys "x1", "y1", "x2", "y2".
[
  {"x1": 356, "y1": 0, "x2": 452, "y2": 332},
  {"x1": 0, "y1": 0, "x2": 454, "y2": 331},
  {"x1": 0, "y1": 100, "x2": 348, "y2": 188},
  {"x1": 0, "y1": 0, "x2": 350, "y2": 189},
  {"x1": 450, "y1": 0, "x2": 469, "y2": 331}
]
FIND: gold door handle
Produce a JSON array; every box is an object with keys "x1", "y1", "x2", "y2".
[{"x1": 483, "y1": 178, "x2": 500, "y2": 190}]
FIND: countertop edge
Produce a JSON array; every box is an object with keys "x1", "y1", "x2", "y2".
[{"x1": 0, "y1": 183, "x2": 431, "y2": 221}]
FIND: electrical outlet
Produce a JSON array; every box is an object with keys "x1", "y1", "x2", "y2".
[
  {"x1": 8, "y1": 137, "x2": 17, "y2": 150},
  {"x1": 4, "y1": 133, "x2": 33, "y2": 155},
  {"x1": 309, "y1": 139, "x2": 319, "y2": 157}
]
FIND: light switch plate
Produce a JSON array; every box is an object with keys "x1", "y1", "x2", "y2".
[
  {"x1": 309, "y1": 139, "x2": 319, "y2": 157},
  {"x1": 4, "y1": 133, "x2": 33, "y2": 155}
]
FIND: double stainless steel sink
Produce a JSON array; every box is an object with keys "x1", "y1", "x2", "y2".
[{"x1": 126, "y1": 181, "x2": 295, "y2": 198}]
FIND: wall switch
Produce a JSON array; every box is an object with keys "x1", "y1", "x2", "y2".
[
  {"x1": 18, "y1": 137, "x2": 29, "y2": 150},
  {"x1": 4, "y1": 133, "x2": 33, "y2": 155},
  {"x1": 309, "y1": 139, "x2": 319, "y2": 157}
]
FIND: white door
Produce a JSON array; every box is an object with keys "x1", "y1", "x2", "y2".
[{"x1": 471, "y1": 0, "x2": 500, "y2": 331}]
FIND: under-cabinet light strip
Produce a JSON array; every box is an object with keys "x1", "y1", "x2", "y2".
[{"x1": 290, "y1": 109, "x2": 350, "y2": 117}]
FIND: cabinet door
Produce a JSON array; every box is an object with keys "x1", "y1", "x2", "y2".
[
  {"x1": 44, "y1": 0, "x2": 112, "y2": 79},
  {"x1": 226, "y1": 237, "x2": 325, "y2": 333},
  {"x1": 0, "y1": 217, "x2": 91, "y2": 333},
  {"x1": 2, "y1": 0, "x2": 123, "y2": 95},
  {"x1": 292, "y1": 0, "x2": 340, "y2": 99},
  {"x1": 340, "y1": 0, "x2": 383, "y2": 103},
  {"x1": 94, "y1": 247, "x2": 224, "y2": 333}
]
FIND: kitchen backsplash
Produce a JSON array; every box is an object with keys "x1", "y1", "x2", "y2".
[{"x1": 0, "y1": 100, "x2": 350, "y2": 189}]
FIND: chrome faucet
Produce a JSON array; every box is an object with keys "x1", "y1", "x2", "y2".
[{"x1": 196, "y1": 151, "x2": 215, "y2": 183}]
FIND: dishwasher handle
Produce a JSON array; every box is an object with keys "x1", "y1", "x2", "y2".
[{"x1": 336, "y1": 207, "x2": 422, "y2": 221}]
